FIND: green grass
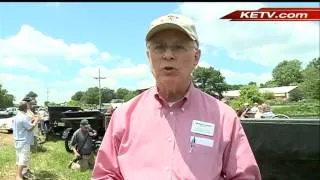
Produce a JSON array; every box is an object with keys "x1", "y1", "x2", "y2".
[
  {"x1": 272, "y1": 103, "x2": 320, "y2": 117},
  {"x1": 0, "y1": 136, "x2": 92, "y2": 180}
]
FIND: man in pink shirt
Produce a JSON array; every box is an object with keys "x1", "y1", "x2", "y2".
[{"x1": 92, "y1": 13, "x2": 261, "y2": 180}]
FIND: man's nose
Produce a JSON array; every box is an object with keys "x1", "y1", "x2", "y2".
[{"x1": 162, "y1": 48, "x2": 175, "y2": 61}]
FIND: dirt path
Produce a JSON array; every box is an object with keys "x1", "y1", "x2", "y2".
[
  {"x1": 0, "y1": 131, "x2": 13, "y2": 146},
  {"x1": 0, "y1": 132, "x2": 15, "y2": 180}
]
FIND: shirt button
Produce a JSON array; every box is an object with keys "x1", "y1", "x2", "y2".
[
  {"x1": 181, "y1": 108, "x2": 185, "y2": 111},
  {"x1": 168, "y1": 138, "x2": 172, "y2": 142},
  {"x1": 170, "y1": 111, "x2": 173, "y2": 115}
]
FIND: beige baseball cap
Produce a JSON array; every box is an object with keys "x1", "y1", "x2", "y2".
[{"x1": 145, "y1": 13, "x2": 199, "y2": 46}]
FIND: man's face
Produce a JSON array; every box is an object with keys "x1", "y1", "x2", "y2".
[
  {"x1": 80, "y1": 126, "x2": 89, "y2": 132},
  {"x1": 146, "y1": 29, "x2": 200, "y2": 86}
]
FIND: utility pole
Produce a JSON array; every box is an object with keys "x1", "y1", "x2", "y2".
[
  {"x1": 94, "y1": 68, "x2": 106, "y2": 111},
  {"x1": 46, "y1": 88, "x2": 49, "y2": 102}
]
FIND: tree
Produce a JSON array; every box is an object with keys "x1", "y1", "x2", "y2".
[
  {"x1": 80, "y1": 87, "x2": 99, "y2": 105},
  {"x1": 44, "y1": 101, "x2": 50, "y2": 107},
  {"x1": 71, "y1": 91, "x2": 84, "y2": 101},
  {"x1": 248, "y1": 81, "x2": 257, "y2": 87},
  {"x1": 0, "y1": 84, "x2": 15, "y2": 108},
  {"x1": 301, "y1": 57, "x2": 320, "y2": 100},
  {"x1": 230, "y1": 85, "x2": 263, "y2": 110},
  {"x1": 272, "y1": 59, "x2": 303, "y2": 86},
  {"x1": 123, "y1": 91, "x2": 138, "y2": 101},
  {"x1": 101, "y1": 88, "x2": 117, "y2": 103},
  {"x1": 260, "y1": 80, "x2": 277, "y2": 88},
  {"x1": 227, "y1": 84, "x2": 244, "y2": 90},
  {"x1": 192, "y1": 66, "x2": 228, "y2": 98},
  {"x1": 116, "y1": 88, "x2": 130, "y2": 100},
  {"x1": 288, "y1": 86, "x2": 304, "y2": 102},
  {"x1": 26, "y1": 91, "x2": 38, "y2": 99}
]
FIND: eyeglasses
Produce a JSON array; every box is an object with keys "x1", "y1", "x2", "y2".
[{"x1": 149, "y1": 43, "x2": 196, "y2": 54}]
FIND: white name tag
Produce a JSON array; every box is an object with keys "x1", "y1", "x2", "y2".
[
  {"x1": 190, "y1": 136, "x2": 214, "y2": 147},
  {"x1": 191, "y1": 120, "x2": 215, "y2": 136}
]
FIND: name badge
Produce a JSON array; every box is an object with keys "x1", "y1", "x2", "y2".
[
  {"x1": 191, "y1": 120, "x2": 215, "y2": 136},
  {"x1": 191, "y1": 136, "x2": 214, "y2": 147}
]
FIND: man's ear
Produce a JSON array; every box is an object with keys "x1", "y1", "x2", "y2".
[
  {"x1": 194, "y1": 49, "x2": 201, "y2": 67},
  {"x1": 146, "y1": 50, "x2": 151, "y2": 62}
]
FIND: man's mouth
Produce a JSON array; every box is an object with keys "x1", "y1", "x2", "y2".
[{"x1": 163, "y1": 66, "x2": 176, "y2": 71}]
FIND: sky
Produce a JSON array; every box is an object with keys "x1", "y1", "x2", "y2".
[{"x1": 0, "y1": 2, "x2": 319, "y2": 105}]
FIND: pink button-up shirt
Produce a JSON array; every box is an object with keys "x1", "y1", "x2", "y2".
[{"x1": 92, "y1": 83, "x2": 261, "y2": 180}]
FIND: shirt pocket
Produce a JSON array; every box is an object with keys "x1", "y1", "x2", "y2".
[
  {"x1": 188, "y1": 135, "x2": 214, "y2": 155},
  {"x1": 186, "y1": 135, "x2": 216, "y2": 178}
]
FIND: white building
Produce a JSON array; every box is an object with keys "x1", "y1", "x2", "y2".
[{"x1": 222, "y1": 86, "x2": 298, "y2": 100}]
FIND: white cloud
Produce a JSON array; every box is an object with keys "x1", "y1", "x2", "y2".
[
  {"x1": 177, "y1": 2, "x2": 319, "y2": 67},
  {"x1": 1, "y1": 56, "x2": 49, "y2": 72},
  {"x1": 220, "y1": 69, "x2": 272, "y2": 84},
  {"x1": 198, "y1": 61, "x2": 211, "y2": 68},
  {"x1": 0, "y1": 73, "x2": 42, "y2": 104},
  {"x1": 0, "y1": 24, "x2": 113, "y2": 69}
]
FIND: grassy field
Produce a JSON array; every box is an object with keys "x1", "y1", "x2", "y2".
[
  {"x1": 0, "y1": 132, "x2": 92, "y2": 180},
  {"x1": 272, "y1": 103, "x2": 320, "y2": 117}
]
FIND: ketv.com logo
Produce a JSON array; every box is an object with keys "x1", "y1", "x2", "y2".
[{"x1": 221, "y1": 8, "x2": 320, "y2": 21}]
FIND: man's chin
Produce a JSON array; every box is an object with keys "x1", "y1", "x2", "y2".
[{"x1": 158, "y1": 77, "x2": 180, "y2": 86}]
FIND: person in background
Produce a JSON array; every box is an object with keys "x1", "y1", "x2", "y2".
[
  {"x1": 23, "y1": 97, "x2": 40, "y2": 152},
  {"x1": 92, "y1": 13, "x2": 261, "y2": 180},
  {"x1": 69, "y1": 119, "x2": 97, "y2": 171},
  {"x1": 262, "y1": 103, "x2": 275, "y2": 118},
  {"x1": 250, "y1": 103, "x2": 259, "y2": 113},
  {"x1": 12, "y1": 101, "x2": 40, "y2": 180},
  {"x1": 254, "y1": 105, "x2": 264, "y2": 119}
]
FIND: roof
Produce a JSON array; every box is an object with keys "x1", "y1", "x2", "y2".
[{"x1": 222, "y1": 86, "x2": 297, "y2": 97}]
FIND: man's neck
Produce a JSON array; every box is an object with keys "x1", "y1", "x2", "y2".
[{"x1": 157, "y1": 79, "x2": 191, "y2": 102}]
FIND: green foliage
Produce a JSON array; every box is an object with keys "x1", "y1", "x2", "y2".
[
  {"x1": 26, "y1": 91, "x2": 38, "y2": 98},
  {"x1": 272, "y1": 103, "x2": 320, "y2": 117},
  {"x1": 300, "y1": 58, "x2": 320, "y2": 100},
  {"x1": 260, "y1": 80, "x2": 278, "y2": 88},
  {"x1": 227, "y1": 84, "x2": 244, "y2": 90},
  {"x1": 192, "y1": 66, "x2": 228, "y2": 97},
  {"x1": 272, "y1": 59, "x2": 303, "y2": 86},
  {"x1": 262, "y1": 91, "x2": 275, "y2": 100},
  {"x1": 71, "y1": 91, "x2": 84, "y2": 101},
  {"x1": 288, "y1": 86, "x2": 304, "y2": 102},
  {"x1": 239, "y1": 85, "x2": 264, "y2": 104},
  {"x1": 67, "y1": 100, "x2": 81, "y2": 107},
  {"x1": 116, "y1": 88, "x2": 130, "y2": 100},
  {"x1": 230, "y1": 85, "x2": 263, "y2": 110},
  {"x1": 123, "y1": 91, "x2": 138, "y2": 101},
  {"x1": 0, "y1": 84, "x2": 15, "y2": 108},
  {"x1": 248, "y1": 81, "x2": 257, "y2": 86}
]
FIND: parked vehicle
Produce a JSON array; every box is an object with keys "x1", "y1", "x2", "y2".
[{"x1": 241, "y1": 118, "x2": 320, "y2": 179}]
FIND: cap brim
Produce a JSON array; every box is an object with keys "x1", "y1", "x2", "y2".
[{"x1": 146, "y1": 23, "x2": 196, "y2": 41}]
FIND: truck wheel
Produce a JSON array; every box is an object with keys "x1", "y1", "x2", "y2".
[{"x1": 64, "y1": 135, "x2": 73, "y2": 153}]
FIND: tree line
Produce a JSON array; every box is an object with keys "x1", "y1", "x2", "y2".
[{"x1": 1, "y1": 57, "x2": 319, "y2": 108}]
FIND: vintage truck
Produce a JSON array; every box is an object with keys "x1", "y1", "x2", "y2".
[
  {"x1": 241, "y1": 118, "x2": 320, "y2": 180},
  {"x1": 47, "y1": 106, "x2": 109, "y2": 153}
]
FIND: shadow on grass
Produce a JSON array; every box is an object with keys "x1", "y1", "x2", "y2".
[{"x1": 34, "y1": 170, "x2": 58, "y2": 180}]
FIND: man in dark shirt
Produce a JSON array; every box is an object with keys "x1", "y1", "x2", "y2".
[{"x1": 69, "y1": 119, "x2": 97, "y2": 171}]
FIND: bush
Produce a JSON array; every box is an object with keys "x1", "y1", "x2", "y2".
[
  {"x1": 262, "y1": 91, "x2": 275, "y2": 100},
  {"x1": 288, "y1": 87, "x2": 304, "y2": 102}
]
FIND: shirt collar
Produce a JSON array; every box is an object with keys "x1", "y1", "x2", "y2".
[{"x1": 151, "y1": 81, "x2": 195, "y2": 110}]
